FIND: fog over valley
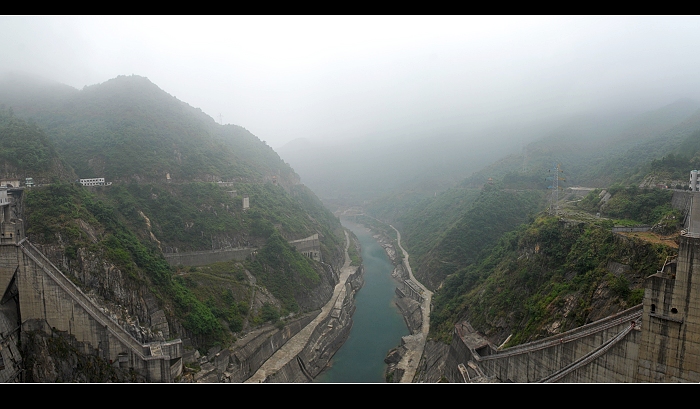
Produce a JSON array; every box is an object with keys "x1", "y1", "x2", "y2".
[
  {"x1": 4, "y1": 16, "x2": 700, "y2": 147},
  {"x1": 5, "y1": 16, "x2": 700, "y2": 383}
]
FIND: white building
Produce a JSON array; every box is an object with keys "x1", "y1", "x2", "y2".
[
  {"x1": 690, "y1": 170, "x2": 700, "y2": 192},
  {"x1": 79, "y1": 178, "x2": 112, "y2": 187}
]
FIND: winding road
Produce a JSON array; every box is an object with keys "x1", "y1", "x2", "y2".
[{"x1": 390, "y1": 225, "x2": 433, "y2": 383}]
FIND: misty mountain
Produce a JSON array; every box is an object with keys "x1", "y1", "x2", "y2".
[
  {"x1": 276, "y1": 119, "x2": 540, "y2": 206},
  {"x1": 378, "y1": 97, "x2": 700, "y2": 348},
  {"x1": 278, "y1": 101, "x2": 694, "y2": 207},
  {"x1": 456, "y1": 98, "x2": 700, "y2": 190},
  {"x1": 0, "y1": 72, "x2": 348, "y2": 353},
  {"x1": 0, "y1": 74, "x2": 299, "y2": 186},
  {"x1": 0, "y1": 106, "x2": 75, "y2": 183}
]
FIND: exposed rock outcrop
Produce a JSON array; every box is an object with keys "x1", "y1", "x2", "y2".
[
  {"x1": 21, "y1": 328, "x2": 147, "y2": 383},
  {"x1": 34, "y1": 244, "x2": 170, "y2": 344},
  {"x1": 261, "y1": 265, "x2": 364, "y2": 382}
]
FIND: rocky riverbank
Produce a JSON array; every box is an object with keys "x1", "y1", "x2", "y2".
[
  {"x1": 181, "y1": 264, "x2": 365, "y2": 383},
  {"x1": 260, "y1": 265, "x2": 363, "y2": 382},
  {"x1": 360, "y1": 228, "x2": 428, "y2": 383}
]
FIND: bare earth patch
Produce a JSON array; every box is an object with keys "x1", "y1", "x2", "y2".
[{"x1": 616, "y1": 231, "x2": 679, "y2": 249}]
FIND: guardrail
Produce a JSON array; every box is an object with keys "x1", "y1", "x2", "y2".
[
  {"x1": 471, "y1": 305, "x2": 642, "y2": 361},
  {"x1": 538, "y1": 317, "x2": 640, "y2": 382}
]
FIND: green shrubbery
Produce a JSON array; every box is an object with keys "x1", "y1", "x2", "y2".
[
  {"x1": 25, "y1": 182, "x2": 226, "y2": 345},
  {"x1": 429, "y1": 213, "x2": 675, "y2": 346}
]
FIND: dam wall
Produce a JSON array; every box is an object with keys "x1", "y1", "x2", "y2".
[
  {"x1": 288, "y1": 234, "x2": 321, "y2": 261},
  {"x1": 672, "y1": 190, "x2": 694, "y2": 229},
  {"x1": 448, "y1": 305, "x2": 643, "y2": 383},
  {"x1": 0, "y1": 239, "x2": 182, "y2": 382}
]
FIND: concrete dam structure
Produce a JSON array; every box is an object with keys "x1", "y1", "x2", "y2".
[
  {"x1": 445, "y1": 191, "x2": 700, "y2": 383},
  {"x1": 0, "y1": 188, "x2": 182, "y2": 382}
]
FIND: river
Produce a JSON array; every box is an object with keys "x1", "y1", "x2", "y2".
[{"x1": 314, "y1": 218, "x2": 410, "y2": 383}]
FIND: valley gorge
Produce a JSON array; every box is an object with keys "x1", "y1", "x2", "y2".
[{"x1": 4, "y1": 72, "x2": 700, "y2": 383}]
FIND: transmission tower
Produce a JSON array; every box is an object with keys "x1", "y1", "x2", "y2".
[{"x1": 546, "y1": 163, "x2": 565, "y2": 215}]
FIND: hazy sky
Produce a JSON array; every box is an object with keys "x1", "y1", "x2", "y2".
[{"x1": 3, "y1": 15, "x2": 700, "y2": 148}]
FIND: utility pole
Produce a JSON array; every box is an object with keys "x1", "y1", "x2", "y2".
[{"x1": 546, "y1": 163, "x2": 565, "y2": 215}]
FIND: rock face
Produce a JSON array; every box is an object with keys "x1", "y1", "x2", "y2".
[
  {"x1": 394, "y1": 293, "x2": 423, "y2": 335},
  {"x1": 34, "y1": 244, "x2": 170, "y2": 344},
  {"x1": 15, "y1": 226, "x2": 350, "y2": 383},
  {"x1": 222, "y1": 313, "x2": 318, "y2": 383},
  {"x1": 173, "y1": 264, "x2": 364, "y2": 383},
  {"x1": 384, "y1": 341, "x2": 408, "y2": 383},
  {"x1": 261, "y1": 265, "x2": 364, "y2": 383},
  {"x1": 412, "y1": 341, "x2": 452, "y2": 383},
  {"x1": 21, "y1": 329, "x2": 147, "y2": 383}
]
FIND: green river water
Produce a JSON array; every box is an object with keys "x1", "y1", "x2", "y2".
[{"x1": 314, "y1": 218, "x2": 410, "y2": 383}]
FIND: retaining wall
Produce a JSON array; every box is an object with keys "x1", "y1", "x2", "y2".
[
  {"x1": 163, "y1": 247, "x2": 255, "y2": 267},
  {"x1": 0, "y1": 240, "x2": 182, "y2": 382},
  {"x1": 451, "y1": 305, "x2": 643, "y2": 383}
]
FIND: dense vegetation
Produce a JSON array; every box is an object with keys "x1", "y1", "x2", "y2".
[
  {"x1": 246, "y1": 231, "x2": 320, "y2": 313},
  {"x1": 383, "y1": 184, "x2": 545, "y2": 290},
  {"x1": 1, "y1": 75, "x2": 297, "y2": 185},
  {"x1": 401, "y1": 146, "x2": 685, "y2": 347},
  {"x1": 394, "y1": 188, "x2": 482, "y2": 260},
  {"x1": 102, "y1": 181, "x2": 342, "y2": 255},
  {"x1": 429, "y1": 214, "x2": 676, "y2": 345},
  {"x1": 24, "y1": 183, "x2": 226, "y2": 345},
  {"x1": 0, "y1": 106, "x2": 74, "y2": 183},
  {"x1": 577, "y1": 185, "x2": 677, "y2": 224},
  {"x1": 5, "y1": 74, "x2": 347, "y2": 353}
]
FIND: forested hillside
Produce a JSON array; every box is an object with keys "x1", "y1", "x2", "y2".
[
  {"x1": 0, "y1": 106, "x2": 75, "y2": 182},
  {"x1": 0, "y1": 74, "x2": 346, "y2": 353},
  {"x1": 0, "y1": 74, "x2": 298, "y2": 186},
  {"x1": 458, "y1": 99, "x2": 700, "y2": 190},
  {"x1": 429, "y1": 213, "x2": 676, "y2": 346},
  {"x1": 362, "y1": 98, "x2": 700, "y2": 350}
]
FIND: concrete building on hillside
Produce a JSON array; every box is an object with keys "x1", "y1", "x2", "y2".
[
  {"x1": 0, "y1": 180, "x2": 20, "y2": 188},
  {"x1": 690, "y1": 170, "x2": 700, "y2": 192},
  {"x1": 79, "y1": 177, "x2": 112, "y2": 187}
]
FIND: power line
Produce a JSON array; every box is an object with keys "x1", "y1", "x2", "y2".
[{"x1": 546, "y1": 163, "x2": 565, "y2": 215}]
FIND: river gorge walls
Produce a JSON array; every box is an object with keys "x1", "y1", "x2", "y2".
[
  {"x1": 354, "y1": 225, "x2": 427, "y2": 383},
  {"x1": 179, "y1": 264, "x2": 364, "y2": 382},
  {"x1": 193, "y1": 312, "x2": 318, "y2": 382},
  {"x1": 259, "y1": 265, "x2": 364, "y2": 382}
]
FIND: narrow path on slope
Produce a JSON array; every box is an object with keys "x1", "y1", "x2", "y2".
[
  {"x1": 390, "y1": 225, "x2": 433, "y2": 383},
  {"x1": 245, "y1": 230, "x2": 355, "y2": 383}
]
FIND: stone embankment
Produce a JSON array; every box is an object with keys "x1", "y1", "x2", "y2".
[
  {"x1": 243, "y1": 230, "x2": 362, "y2": 382},
  {"x1": 184, "y1": 313, "x2": 318, "y2": 382},
  {"x1": 253, "y1": 265, "x2": 363, "y2": 382},
  {"x1": 179, "y1": 230, "x2": 362, "y2": 383},
  {"x1": 363, "y1": 224, "x2": 432, "y2": 383}
]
